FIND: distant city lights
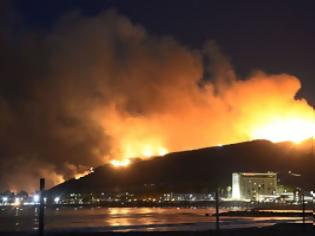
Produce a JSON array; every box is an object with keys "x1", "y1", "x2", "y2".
[
  {"x1": 54, "y1": 197, "x2": 60, "y2": 204},
  {"x1": 33, "y1": 194, "x2": 40, "y2": 203},
  {"x1": 13, "y1": 197, "x2": 21, "y2": 206}
]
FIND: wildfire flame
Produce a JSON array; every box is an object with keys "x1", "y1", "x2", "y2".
[
  {"x1": 95, "y1": 46, "x2": 315, "y2": 170},
  {"x1": 110, "y1": 159, "x2": 130, "y2": 167},
  {"x1": 110, "y1": 147, "x2": 168, "y2": 167},
  {"x1": 109, "y1": 114, "x2": 314, "y2": 168},
  {"x1": 74, "y1": 168, "x2": 94, "y2": 179},
  {"x1": 106, "y1": 98, "x2": 313, "y2": 169},
  {"x1": 3, "y1": 10, "x2": 315, "y2": 192},
  {"x1": 251, "y1": 117, "x2": 315, "y2": 144}
]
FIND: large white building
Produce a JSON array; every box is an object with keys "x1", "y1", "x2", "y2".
[{"x1": 232, "y1": 172, "x2": 277, "y2": 201}]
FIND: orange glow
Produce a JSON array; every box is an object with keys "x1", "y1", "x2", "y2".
[
  {"x1": 110, "y1": 144, "x2": 168, "y2": 168},
  {"x1": 142, "y1": 146, "x2": 168, "y2": 158},
  {"x1": 158, "y1": 147, "x2": 168, "y2": 156},
  {"x1": 110, "y1": 159, "x2": 130, "y2": 167},
  {"x1": 110, "y1": 146, "x2": 168, "y2": 167},
  {"x1": 96, "y1": 73, "x2": 314, "y2": 168},
  {"x1": 142, "y1": 146, "x2": 153, "y2": 158},
  {"x1": 109, "y1": 142, "x2": 169, "y2": 168},
  {"x1": 74, "y1": 168, "x2": 94, "y2": 179},
  {"x1": 250, "y1": 117, "x2": 314, "y2": 144}
]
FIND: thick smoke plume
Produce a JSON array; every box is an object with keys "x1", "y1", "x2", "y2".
[{"x1": 0, "y1": 9, "x2": 313, "y2": 191}]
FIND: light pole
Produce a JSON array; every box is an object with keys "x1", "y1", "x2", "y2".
[
  {"x1": 39, "y1": 178, "x2": 45, "y2": 236},
  {"x1": 215, "y1": 187, "x2": 220, "y2": 231},
  {"x1": 313, "y1": 111, "x2": 315, "y2": 226}
]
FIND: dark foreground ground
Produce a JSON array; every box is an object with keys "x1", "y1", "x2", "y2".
[{"x1": 2, "y1": 224, "x2": 314, "y2": 236}]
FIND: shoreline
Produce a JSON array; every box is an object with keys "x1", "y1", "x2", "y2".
[
  {"x1": 1, "y1": 223, "x2": 314, "y2": 236},
  {"x1": 2, "y1": 202, "x2": 313, "y2": 210},
  {"x1": 216, "y1": 210, "x2": 313, "y2": 217}
]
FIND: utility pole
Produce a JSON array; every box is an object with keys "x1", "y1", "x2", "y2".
[
  {"x1": 39, "y1": 178, "x2": 45, "y2": 236},
  {"x1": 215, "y1": 187, "x2": 220, "y2": 232},
  {"x1": 302, "y1": 192, "x2": 305, "y2": 225},
  {"x1": 313, "y1": 135, "x2": 315, "y2": 226}
]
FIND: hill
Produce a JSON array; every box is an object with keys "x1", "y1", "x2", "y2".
[{"x1": 49, "y1": 139, "x2": 314, "y2": 195}]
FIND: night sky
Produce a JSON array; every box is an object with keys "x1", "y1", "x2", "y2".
[{"x1": 12, "y1": 0, "x2": 315, "y2": 105}]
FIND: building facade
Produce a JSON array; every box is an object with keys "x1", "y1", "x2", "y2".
[{"x1": 232, "y1": 172, "x2": 277, "y2": 201}]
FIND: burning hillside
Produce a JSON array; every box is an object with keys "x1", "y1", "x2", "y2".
[{"x1": 0, "y1": 10, "x2": 314, "y2": 191}]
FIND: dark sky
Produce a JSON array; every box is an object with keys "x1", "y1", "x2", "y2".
[{"x1": 13, "y1": 0, "x2": 315, "y2": 105}]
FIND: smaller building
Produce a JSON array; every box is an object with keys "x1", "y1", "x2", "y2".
[{"x1": 232, "y1": 172, "x2": 277, "y2": 201}]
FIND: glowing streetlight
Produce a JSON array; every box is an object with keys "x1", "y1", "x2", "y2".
[
  {"x1": 33, "y1": 194, "x2": 40, "y2": 203},
  {"x1": 13, "y1": 197, "x2": 21, "y2": 206},
  {"x1": 54, "y1": 197, "x2": 60, "y2": 204},
  {"x1": 2, "y1": 196, "x2": 8, "y2": 203}
]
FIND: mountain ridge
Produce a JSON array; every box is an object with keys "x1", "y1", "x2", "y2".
[{"x1": 49, "y1": 139, "x2": 314, "y2": 195}]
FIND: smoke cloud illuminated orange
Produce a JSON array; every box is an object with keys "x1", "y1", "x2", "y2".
[
  {"x1": 250, "y1": 117, "x2": 314, "y2": 144},
  {"x1": 0, "y1": 10, "x2": 314, "y2": 191},
  {"x1": 99, "y1": 72, "x2": 314, "y2": 167}
]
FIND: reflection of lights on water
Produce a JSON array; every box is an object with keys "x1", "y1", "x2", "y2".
[{"x1": 108, "y1": 208, "x2": 131, "y2": 215}]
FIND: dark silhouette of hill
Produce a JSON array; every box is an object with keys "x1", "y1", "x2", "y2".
[{"x1": 49, "y1": 139, "x2": 314, "y2": 195}]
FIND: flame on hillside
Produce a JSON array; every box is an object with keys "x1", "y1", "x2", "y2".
[
  {"x1": 102, "y1": 74, "x2": 314, "y2": 168},
  {"x1": 0, "y1": 10, "x2": 314, "y2": 190}
]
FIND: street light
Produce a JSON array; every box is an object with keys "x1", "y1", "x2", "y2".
[
  {"x1": 2, "y1": 196, "x2": 8, "y2": 203},
  {"x1": 54, "y1": 197, "x2": 60, "y2": 204},
  {"x1": 33, "y1": 194, "x2": 40, "y2": 203}
]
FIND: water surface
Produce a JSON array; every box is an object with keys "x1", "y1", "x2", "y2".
[{"x1": 0, "y1": 206, "x2": 310, "y2": 232}]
